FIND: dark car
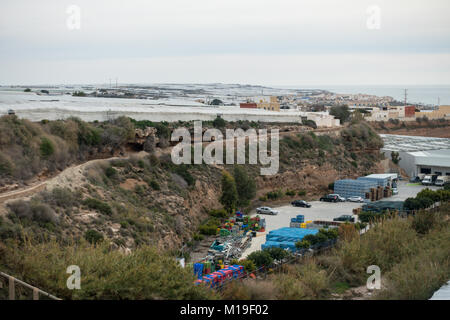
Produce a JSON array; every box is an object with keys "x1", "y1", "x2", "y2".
[
  {"x1": 291, "y1": 200, "x2": 311, "y2": 208},
  {"x1": 319, "y1": 194, "x2": 338, "y2": 202},
  {"x1": 409, "y1": 176, "x2": 421, "y2": 183},
  {"x1": 333, "y1": 215, "x2": 355, "y2": 222}
]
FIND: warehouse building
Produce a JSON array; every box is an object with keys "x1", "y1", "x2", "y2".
[{"x1": 381, "y1": 134, "x2": 450, "y2": 177}]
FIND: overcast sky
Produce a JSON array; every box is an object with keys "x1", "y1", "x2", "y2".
[{"x1": 1, "y1": 0, "x2": 450, "y2": 86}]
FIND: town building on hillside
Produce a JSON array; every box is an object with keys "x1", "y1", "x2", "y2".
[
  {"x1": 256, "y1": 96, "x2": 280, "y2": 112},
  {"x1": 415, "y1": 105, "x2": 450, "y2": 120}
]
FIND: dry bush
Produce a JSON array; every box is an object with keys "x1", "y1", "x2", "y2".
[
  {"x1": 0, "y1": 240, "x2": 214, "y2": 300},
  {"x1": 7, "y1": 200, "x2": 59, "y2": 224},
  {"x1": 274, "y1": 260, "x2": 331, "y2": 299},
  {"x1": 375, "y1": 224, "x2": 450, "y2": 299},
  {"x1": 221, "y1": 279, "x2": 278, "y2": 300}
]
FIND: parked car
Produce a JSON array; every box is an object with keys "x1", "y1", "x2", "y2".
[
  {"x1": 291, "y1": 200, "x2": 311, "y2": 208},
  {"x1": 256, "y1": 207, "x2": 279, "y2": 215},
  {"x1": 347, "y1": 196, "x2": 364, "y2": 203},
  {"x1": 320, "y1": 194, "x2": 338, "y2": 202},
  {"x1": 409, "y1": 176, "x2": 421, "y2": 183},
  {"x1": 330, "y1": 194, "x2": 346, "y2": 202},
  {"x1": 333, "y1": 215, "x2": 355, "y2": 222}
]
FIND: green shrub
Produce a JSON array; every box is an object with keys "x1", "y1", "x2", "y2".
[
  {"x1": 40, "y1": 137, "x2": 54, "y2": 158},
  {"x1": 198, "y1": 224, "x2": 218, "y2": 236},
  {"x1": 149, "y1": 180, "x2": 160, "y2": 190},
  {"x1": 213, "y1": 117, "x2": 227, "y2": 129},
  {"x1": 83, "y1": 198, "x2": 112, "y2": 215},
  {"x1": 238, "y1": 259, "x2": 256, "y2": 273},
  {"x1": 193, "y1": 233, "x2": 204, "y2": 241},
  {"x1": 105, "y1": 167, "x2": 117, "y2": 178},
  {"x1": 208, "y1": 209, "x2": 228, "y2": 218},
  {"x1": 247, "y1": 250, "x2": 273, "y2": 268},
  {"x1": 172, "y1": 165, "x2": 195, "y2": 186},
  {"x1": 285, "y1": 190, "x2": 296, "y2": 196},
  {"x1": 295, "y1": 240, "x2": 311, "y2": 249},
  {"x1": 264, "y1": 247, "x2": 289, "y2": 261},
  {"x1": 359, "y1": 211, "x2": 386, "y2": 223},
  {"x1": 84, "y1": 229, "x2": 104, "y2": 244},
  {"x1": 297, "y1": 190, "x2": 307, "y2": 196},
  {"x1": 412, "y1": 210, "x2": 437, "y2": 234},
  {"x1": 266, "y1": 189, "x2": 284, "y2": 200}
]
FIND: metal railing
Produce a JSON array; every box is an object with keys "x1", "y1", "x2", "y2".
[{"x1": 0, "y1": 272, "x2": 60, "y2": 300}]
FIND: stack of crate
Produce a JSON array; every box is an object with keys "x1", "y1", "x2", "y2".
[{"x1": 334, "y1": 179, "x2": 378, "y2": 199}]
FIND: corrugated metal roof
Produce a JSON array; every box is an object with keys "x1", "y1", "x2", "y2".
[
  {"x1": 364, "y1": 174, "x2": 398, "y2": 180},
  {"x1": 381, "y1": 134, "x2": 450, "y2": 152},
  {"x1": 430, "y1": 280, "x2": 450, "y2": 300},
  {"x1": 407, "y1": 149, "x2": 450, "y2": 167}
]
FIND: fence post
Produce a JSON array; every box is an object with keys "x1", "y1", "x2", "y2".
[
  {"x1": 33, "y1": 287, "x2": 39, "y2": 300},
  {"x1": 8, "y1": 276, "x2": 15, "y2": 300}
]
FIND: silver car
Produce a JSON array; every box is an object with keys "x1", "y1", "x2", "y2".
[
  {"x1": 330, "y1": 194, "x2": 346, "y2": 202},
  {"x1": 347, "y1": 196, "x2": 364, "y2": 203},
  {"x1": 256, "y1": 207, "x2": 279, "y2": 215}
]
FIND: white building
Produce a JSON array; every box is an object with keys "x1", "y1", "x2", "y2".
[{"x1": 381, "y1": 134, "x2": 450, "y2": 177}]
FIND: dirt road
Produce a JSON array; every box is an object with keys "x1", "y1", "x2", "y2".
[{"x1": 0, "y1": 151, "x2": 149, "y2": 204}]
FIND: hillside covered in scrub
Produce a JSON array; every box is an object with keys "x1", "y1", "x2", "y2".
[
  {"x1": 220, "y1": 203, "x2": 450, "y2": 300},
  {"x1": 0, "y1": 116, "x2": 385, "y2": 253}
]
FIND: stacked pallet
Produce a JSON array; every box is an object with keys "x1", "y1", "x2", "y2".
[{"x1": 334, "y1": 179, "x2": 378, "y2": 199}]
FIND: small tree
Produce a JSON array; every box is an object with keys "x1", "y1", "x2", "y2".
[
  {"x1": 330, "y1": 105, "x2": 351, "y2": 123},
  {"x1": 84, "y1": 229, "x2": 104, "y2": 244},
  {"x1": 295, "y1": 240, "x2": 311, "y2": 249},
  {"x1": 213, "y1": 117, "x2": 226, "y2": 129},
  {"x1": 210, "y1": 99, "x2": 223, "y2": 106},
  {"x1": 233, "y1": 166, "x2": 256, "y2": 207},
  {"x1": 247, "y1": 250, "x2": 273, "y2": 268},
  {"x1": 219, "y1": 171, "x2": 238, "y2": 214},
  {"x1": 264, "y1": 247, "x2": 289, "y2": 261},
  {"x1": 40, "y1": 137, "x2": 54, "y2": 158},
  {"x1": 391, "y1": 151, "x2": 401, "y2": 165}
]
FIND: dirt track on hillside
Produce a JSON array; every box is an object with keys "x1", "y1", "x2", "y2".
[{"x1": 0, "y1": 151, "x2": 149, "y2": 204}]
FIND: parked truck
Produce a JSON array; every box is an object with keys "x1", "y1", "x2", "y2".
[
  {"x1": 435, "y1": 175, "x2": 450, "y2": 186},
  {"x1": 422, "y1": 174, "x2": 438, "y2": 186}
]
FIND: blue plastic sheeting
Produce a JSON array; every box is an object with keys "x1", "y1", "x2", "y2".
[{"x1": 262, "y1": 228, "x2": 318, "y2": 251}]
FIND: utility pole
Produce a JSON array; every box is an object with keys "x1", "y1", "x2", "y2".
[{"x1": 404, "y1": 89, "x2": 408, "y2": 108}]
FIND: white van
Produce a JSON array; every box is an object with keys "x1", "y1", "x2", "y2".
[
  {"x1": 422, "y1": 175, "x2": 433, "y2": 185},
  {"x1": 435, "y1": 176, "x2": 450, "y2": 186}
]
